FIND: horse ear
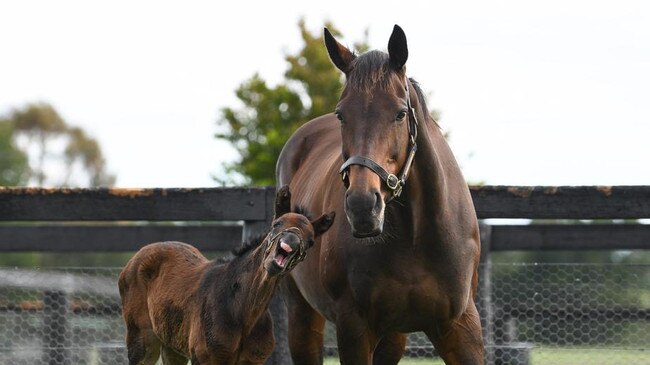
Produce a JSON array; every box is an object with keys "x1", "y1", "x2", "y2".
[
  {"x1": 388, "y1": 24, "x2": 408, "y2": 71},
  {"x1": 274, "y1": 185, "x2": 291, "y2": 219},
  {"x1": 311, "y1": 211, "x2": 336, "y2": 237},
  {"x1": 324, "y1": 28, "x2": 355, "y2": 74}
]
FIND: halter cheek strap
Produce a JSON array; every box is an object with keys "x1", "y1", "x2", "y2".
[{"x1": 339, "y1": 79, "x2": 419, "y2": 203}]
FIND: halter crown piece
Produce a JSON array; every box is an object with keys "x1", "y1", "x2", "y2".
[{"x1": 339, "y1": 79, "x2": 419, "y2": 203}]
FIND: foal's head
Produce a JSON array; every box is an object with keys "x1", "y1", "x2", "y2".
[
  {"x1": 325, "y1": 25, "x2": 415, "y2": 238},
  {"x1": 265, "y1": 185, "x2": 335, "y2": 275}
]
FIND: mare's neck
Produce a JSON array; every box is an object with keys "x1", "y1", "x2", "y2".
[{"x1": 403, "y1": 89, "x2": 471, "y2": 241}]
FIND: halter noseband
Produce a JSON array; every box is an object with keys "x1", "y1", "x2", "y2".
[{"x1": 339, "y1": 79, "x2": 419, "y2": 203}]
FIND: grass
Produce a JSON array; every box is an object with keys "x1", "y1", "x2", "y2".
[
  {"x1": 323, "y1": 347, "x2": 650, "y2": 364},
  {"x1": 531, "y1": 347, "x2": 650, "y2": 365},
  {"x1": 324, "y1": 357, "x2": 443, "y2": 364}
]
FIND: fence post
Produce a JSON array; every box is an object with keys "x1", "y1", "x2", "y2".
[
  {"x1": 242, "y1": 187, "x2": 293, "y2": 365},
  {"x1": 478, "y1": 223, "x2": 494, "y2": 365},
  {"x1": 42, "y1": 290, "x2": 69, "y2": 365}
]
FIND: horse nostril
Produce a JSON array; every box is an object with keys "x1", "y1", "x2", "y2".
[{"x1": 373, "y1": 192, "x2": 382, "y2": 211}]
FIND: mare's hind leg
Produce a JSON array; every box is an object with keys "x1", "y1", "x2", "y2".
[
  {"x1": 426, "y1": 301, "x2": 484, "y2": 365},
  {"x1": 372, "y1": 333, "x2": 406, "y2": 365},
  {"x1": 161, "y1": 346, "x2": 188, "y2": 365},
  {"x1": 283, "y1": 277, "x2": 326, "y2": 365}
]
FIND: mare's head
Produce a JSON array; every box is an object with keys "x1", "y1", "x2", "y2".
[
  {"x1": 325, "y1": 25, "x2": 415, "y2": 238},
  {"x1": 265, "y1": 185, "x2": 335, "y2": 275}
]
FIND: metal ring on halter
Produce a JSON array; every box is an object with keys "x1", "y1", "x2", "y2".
[{"x1": 386, "y1": 174, "x2": 400, "y2": 190}]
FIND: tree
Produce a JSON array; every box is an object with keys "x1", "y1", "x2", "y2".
[
  {"x1": 4, "y1": 102, "x2": 115, "y2": 187},
  {"x1": 0, "y1": 120, "x2": 30, "y2": 186},
  {"x1": 216, "y1": 20, "x2": 368, "y2": 186}
]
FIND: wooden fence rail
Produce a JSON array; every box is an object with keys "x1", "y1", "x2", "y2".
[{"x1": 1, "y1": 185, "x2": 649, "y2": 252}]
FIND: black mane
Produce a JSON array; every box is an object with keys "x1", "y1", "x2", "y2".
[{"x1": 293, "y1": 205, "x2": 313, "y2": 220}]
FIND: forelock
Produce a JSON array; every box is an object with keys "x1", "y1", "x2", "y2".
[{"x1": 346, "y1": 50, "x2": 401, "y2": 93}]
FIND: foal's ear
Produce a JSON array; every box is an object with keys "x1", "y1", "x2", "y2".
[
  {"x1": 324, "y1": 28, "x2": 355, "y2": 74},
  {"x1": 274, "y1": 185, "x2": 292, "y2": 219},
  {"x1": 388, "y1": 24, "x2": 408, "y2": 71},
  {"x1": 311, "y1": 211, "x2": 336, "y2": 237}
]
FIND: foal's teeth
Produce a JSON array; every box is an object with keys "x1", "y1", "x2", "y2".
[{"x1": 280, "y1": 241, "x2": 293, "y2": 253}]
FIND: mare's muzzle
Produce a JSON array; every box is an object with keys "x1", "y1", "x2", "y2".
[{"x1": 344, "y1": 188, "x2": 384, "y2": 238}]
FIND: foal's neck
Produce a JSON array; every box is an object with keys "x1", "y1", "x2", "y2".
[{"x1": 227, "y1": 236, "x2": 279, "y2": 330}]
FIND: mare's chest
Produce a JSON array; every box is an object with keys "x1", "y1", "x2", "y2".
[{"x1": 342, "y1": 241, "x2": 450, "y2": 331}]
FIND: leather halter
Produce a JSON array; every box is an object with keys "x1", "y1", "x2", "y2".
[{"x1": 339, "y1": 80, "x2": 419, "y2": 203}]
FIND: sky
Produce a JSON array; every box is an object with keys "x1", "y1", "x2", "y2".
[{"x1": 1, "y1": 0, "x2": 649, "y2": 188}]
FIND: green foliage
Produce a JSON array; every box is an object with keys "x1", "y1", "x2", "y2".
[
  {"x1": 2, "y1": 102, "x2": 115, "y2": 187},
  {"x1": 0, "y1": 120, "x2": 30, "y2": 186},
  {"x1": 216, "y1": 20, "x2": 367, "y2": 186}
]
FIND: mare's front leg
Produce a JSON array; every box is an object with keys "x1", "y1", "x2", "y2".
[
  {"x1": 283, "y1": 277, "x2": 327, "y2": 365},
  {"x1": 372, "y1": 333, "x2": 407, "y2": 365},
  {"x1": 335, "y1": 304, "x2": 377, "y2": 365},
  {"x1": 427, "y1": 301, "x2": 484, "y2": 365}
]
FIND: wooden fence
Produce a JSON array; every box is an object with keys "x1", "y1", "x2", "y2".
[{"x1": 1, "y1": 185, "x2": 650, "y2": 365}]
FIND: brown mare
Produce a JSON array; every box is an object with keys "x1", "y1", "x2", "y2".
[
  {"x1": 118, "y1": 186, "x2": 335, "y2": 365},
  {"x1": 276, "y1": 25, "x2": 483, "y2": 364}
]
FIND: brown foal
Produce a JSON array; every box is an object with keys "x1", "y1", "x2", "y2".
[{"x1": 118, "y1": 186, "x2": 335, "y2": 365}]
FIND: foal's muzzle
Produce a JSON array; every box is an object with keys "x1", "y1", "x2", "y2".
[{"x1": 265, "y1": 228, "x2": 306, "y2": 275}]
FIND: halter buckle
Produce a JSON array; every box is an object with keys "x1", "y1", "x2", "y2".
[{"x1": 386, "y1": 174, "x2": 400, "y2": 190}]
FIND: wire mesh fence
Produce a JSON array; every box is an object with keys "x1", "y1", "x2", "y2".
[{"x1": 1, "y1": 263, "x2": 649, "y2": 364}]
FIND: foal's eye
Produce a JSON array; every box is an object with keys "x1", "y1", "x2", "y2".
[
  {"x1": 272, "y1": 221, "x2": 282, "y2": 229},
  {"x1": 396, "y1": 111, "x2": 407, "y2": 122}
]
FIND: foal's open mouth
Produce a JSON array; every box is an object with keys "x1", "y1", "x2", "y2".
[{"x1": 274, "y1": 240, "x2": 297, "y2": 270}]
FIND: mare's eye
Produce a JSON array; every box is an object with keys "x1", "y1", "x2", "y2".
[
  {"x1": 396, "y1": 111, "x2": 407, "y2": 122},
  {"x1": 335, "y1": 112, "x2": 344, "y2": 123}
]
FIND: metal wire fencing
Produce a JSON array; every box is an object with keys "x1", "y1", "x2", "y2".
[{"x1": 1, "y1": 263, "x2": 649, "y2": 365}]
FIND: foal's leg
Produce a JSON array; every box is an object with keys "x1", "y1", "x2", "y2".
[
  {"x1": 161, "y1": 346, "x2": 188, "y2": 365},
  {"x1": 125, "y1": 325, "x2": 161, "y2": 365},
  {"x1": 283, "y1": 278, "x2": 327, "y2": 365},
  {"x1": 372, "y1": 333, "x2": 407, "y2": 365},
  {"x1": 426, "y1": 301, "x2": 484, "y2": 365}
]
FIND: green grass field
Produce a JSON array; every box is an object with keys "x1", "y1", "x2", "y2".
[
  {"x1": 325, "y1": 359, "x2": 441, "y2": 365},
  {"x1": 323, "y1": 347, "x2": 650, "y2": 364}
]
